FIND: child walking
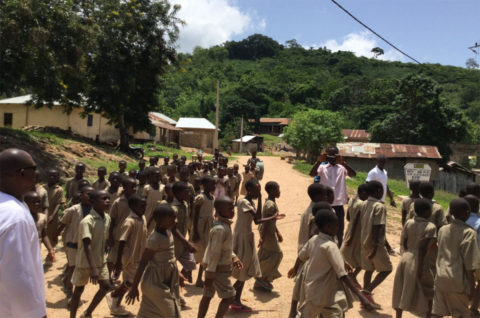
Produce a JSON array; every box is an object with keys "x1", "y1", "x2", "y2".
[
  {"x1": 288, "y1": 209, "x2": 373, "y2": 317},
  {"x1": 66, "y1": 162, "x2": 86, "y2": 201},
  {"x1": 233, "y1": 164, "x2": 242, "y2": 204},
  {"x1": 197, "y1": 196, "x2": 244, "y2": 318},
  {"x1": 46, "y1": 168, "x2": 66, "y2": 247},
  {"x1": 125, "y1": 204, "x2": 182, "y2": 317},
  {"x1": 240, "y1": 165, "x2": 253, "y2": 196},
  {"x1": 69, "y1": 190, "x2": 112, "y2": 318},
  {"x1": 231, "y1": 178, "x2": 283, "y2": 312},
  {"x1": 107, "y1": 172, "x2": 123, "y2": 203},
  {"x1": 401, "y1": 180, "x2": 420, "y2": 226},
  {"x1": 92, "y1": 166, "x2": 110, "y2": 191},
  {"x1": 392, "y1": 198, "x2": 437, "y2": 318},
  {"x1": 408, "y1": 182, "x2": 447, "y2": 230},
  {"x1": 191, "y1": 176, "x2": 216, "y2": 287},
  {"x1": 143, "y1": 167, "x2": 165, "y2": 233},
  {"x1": 255, "y1": 181, "x2": 283, "y2": 292}
]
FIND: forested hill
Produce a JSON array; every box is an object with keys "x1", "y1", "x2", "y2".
[{"x1": 157, "y1": 34, "x2": 480, "y2": 150}]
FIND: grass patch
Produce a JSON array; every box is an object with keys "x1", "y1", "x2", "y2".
[
  {"x1": 261, "y1": 134, "x2": 282, "y2": 147},
  {"x1": 293, "y1": 162, "x2": 314, "y2": 175}
]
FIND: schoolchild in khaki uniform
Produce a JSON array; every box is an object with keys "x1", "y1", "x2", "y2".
[
  {"x1": 256, "y1": 181, "x2": 283, "y2": 292},
  {"x1": 66, "y1": 162, "x2": 86, "y2": 201},
  {"x1": 432, "y1": 198, "x2": 480, "y2": 318},
  {"x1": 288, "y1": 183, "x2": 328, "y2": 318},
  {"x1": 240, "y1": 165, "x2": 253, "y2": 196},
  {"x1": 160, "y1": 183, "x2": 175, "y2": 205},
  {"x1": 393, "y1": 198, "x2": 437, "y2": 318},
  {"x1": 360, "y1": 181, "x2": 392, "y2": 308},
  {"x1": 46, "y1": 169, "x2": 66, "y2": 247},
  {"x1": 92, "y1": 166, "x2": 110, "y2": 191},
  {"x1": 198, "y1": 196, "x2": 244, "y2": 318},
  {"x1": 107, "y1": 177, "x2": 137, "y2": 274},
  {"x1": 117, "y1": 160, "x2": 128, "y2": 178},
  {"x1": 231, "y1": 178, "x2": 283, "y2": 312},
  {"x1": 193, "y1": 176, "x2": 202, "y2": 196},
  {"x1": 233, "y1": 164, "x2": 242, "y2": 204},
  {"x1": 226, "y1": 167, "x2": 237, "y2": 200},
  {"x1": 400, "y1": 180, "x2": 420, "y2": 226},
  {"x1": 160, "y1": 156, "x2": 169, "y2": 177},
  {"x1": 70, "y1": 190, "x2": 112, "y2": 318},
  {"x1": 191, "y1": 176, "x2": 216, "y2": 287},
  {"x1": 341, "y1": 183, "x2": 368, "y2": 283},
  {"x1": 107, "y1": 195, "x2": 148, "y2": 316},
  {"x1": 289, "y1": 209, "x2": 373, "y2": 318},
  {"x1": 164, "y1": 165, "x2": 180, "y2": 186},
  {"x1": 407, "y1": 182, "x2": 447, "y2": 230},
  {"x1": 143, "y1": 167, "x2": 165, "y2": 232},
  {"x1": 126, "y1": 204, "x2": 182, "y2": 318},
  {"x1": 56, "y1": 185, "x2": 93, "y2": 295},
  {"x1": 107, "y1": 172, "x2": 123, "y2": 203},
  {"x1": 136, "y1": 169, "x2": 148, "y2": 196}
]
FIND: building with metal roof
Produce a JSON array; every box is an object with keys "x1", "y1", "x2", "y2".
[
  {"x1": 342, "y1": 129, "x2": 370, "y2": 142},
  {"x1": 175, "y1": 117, "x2": 217, "y2": 153},
  {"x1": 176, "y1": 117, "x2": 216, "y2": 130}
]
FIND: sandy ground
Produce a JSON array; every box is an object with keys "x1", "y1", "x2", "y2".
[{"x1": 44, "y1": 156, "x2": 415, "y2": 317}]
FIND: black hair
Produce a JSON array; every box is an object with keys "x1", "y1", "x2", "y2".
[
  {"x1": 414, "y1": 198, "x2": 432, "y2": 218},
  {"x1": 128, "y1": 194, "x2": 145, "y2": 208},
  {"x1": 24, "y1": 190, "x2": 39, "y2": 202},
  {"x1": 75, "y1": 162, "x2": 86, "y2": 168},
  {"x1": 464, "y1": 194, "x2": 480, "y2": 213},
  {"x1": 153, "y1": 204, "x2": 176, "y2": 220},
  {"x1": 419, "y1": 182, "x2": 434, "y2": 197},
  {"x1": 122, "y1": 177, "x2": 137, "y2": 187},
  {"x1": 164, "y1": 183, "x2": 173, "y2": 191},
  {"x1": 78, "y1": 180, "x2": 91, "y2": 191},
  {"x1": 119, "y1": 160, "x2": 127, "y2": 165},
  {"x1": 139, "y1": 159, "x2": 146, "y2": 164},
  {"x1": 265, "y1": 181, "x2": 279, "y2": 194},
  {"x1": 450, "y1": 198, "x2": 470, "y2": 219},
  {"x1": 312, "y1": 202, "x2": 331, "y2": 216},
  {"x1": 367, "y1": 181, "x2": 383, "y2": 195},
  {"x1": 325, "y1": 146, "x2": 339, "y2": 154},
  {"x1": 466, "y1": 183, "x2": 480, "y2": 197},
  {"x1": 172, "y1": 181, "x2": 188, "y2": 195},
  {"x1": 307, "y1": 183, "x2": 326, "y2": 201},
  {"x1": 358, "y1": 183, "x2": 368, "y2": 193},
  {"x1": 201, "y1": 176, "x2": 215, "y2": 186},
  {"x1": 47, "y1": 168, "x2": 59, "y2": 175},
  {"x1": 409, "y1": 180, "x2": 420, "y2": 191},
  {"x1": 314, "y1": 209, "x2": 338, "y2": 230},
  {"x1": 89, "y1": 189, "x2": 106, "y2": 202},
  {"x1": 245, "y1": 178, "x2": 259, "y2": 191},
  {"x1": 459, "y1": 188, "x2": 467, "y2": 198},
  {"x1": 98, "y1": 166, "x2": 106, "y2": 172}
]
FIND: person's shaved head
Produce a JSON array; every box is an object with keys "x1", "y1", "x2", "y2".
[
  {"x1": 0, "y1": 148, "x2": 37, "y2": 199},
  {"x1": 450, "y1": 198, "x2": 471, "y2": 222}
]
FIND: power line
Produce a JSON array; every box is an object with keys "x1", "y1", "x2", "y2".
[{"x1": 330, "y1": 0, "x2": 421, "y2": 64}]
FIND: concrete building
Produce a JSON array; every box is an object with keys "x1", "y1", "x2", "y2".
[{"x1": 176, "y1": 118, "x2": 216, "y2": 153}]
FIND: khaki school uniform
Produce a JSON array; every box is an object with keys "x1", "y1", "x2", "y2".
[
  {"x1": 71, "y1": 209, "x2": 111, "y2": 286},
  {"x1": 401, "y1": 197, "x2": 415, "y2": 217},
  {"x1": 108, "y1": 195, "x2": 132, "y2": 263},
  {"x1": 107, "y1": 187, "x2": 123, "y2": 206},
  {"x1": 392, "y1": 217, "x2": 437, "y2": 316},
  {"x1": 160, "y1": 165, "x2": 169, "y2": 178},
  {"x1": 46, "y1": 184, "x2": 65, "y2": 245},
  {"x1": 408, "y1": 200, "x2": 447, "y2": 229},
  {"x1": 340, "y1": 198, "x2": 364, "y2": 269},
  {"x1": 65, "y1": 177, "x2": 83, "y2": 200},
  {"x1": 172, "y1": 198, "x2": 195, "y2": 271},
  {"x1": 240, "y1": 172, "x2": 254, "y2": 196},
  {"x1": 202, "y1": 216, "x2": 237, "y2": 299},
  {"x1": 360, "y1": 197, "x2": 392, "y2": 272},
  {"x1": 432, "y1": 219, "x2": 480, "y2": 317},
  {"x1": 119, "y1": 212, "x2": 148, "y2": 283},
  {"x1": 137, "y1": 229, "x2": 181, "y2": 318},
  {"x1": 226, "y1": 176, "x2": 237, "y2": 200},
  {"x1": 233, "y1": 173, "x2": 241, "y2": 198},
  {"x1": 92, "y1": 179, "x2": 110, "y2": 191},
  {"x1": 143, "y1": 184, "x2": 165, "y2": 233},
  {"x1": 36, "y1": 185, "x2": 49, "y2": 214},
  {"x1": 60, "y1": 204, "x2": 89, "y2": 266},
  {"x1": 298, "y1": 233, "x2": 352, "y2": 318},
  {"x1": 232, "y1": 198, "x2": 261, "y2": 282},
  {"x1": 258, "y1": 199, "x2": 283, "y2": 282},
  {"x1": 191, "y1": 192, "x2": 215, "y2": 263},
  {"x1": 35, "y1": 213, "x2": 47, "y2": 243}
]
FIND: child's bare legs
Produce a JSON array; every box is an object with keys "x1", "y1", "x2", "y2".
[
  {"x1": 64, "y1": 266, "x2": 75, "y2": 292},
  {"x1": 364, "y1": 270, "x2": 391, "y2": 293},
  {"x1": 363, "y1": 270, "x2": 373, "y2": 291},
  {"x1": 107, "y1": 261, "x2": 114, "y2": 276},
  {"x1": 427, "y1": 300, "x2": 432, "y2": 318},
  {"x1": 289, "y1": 300, "x2": 298, "y2": 318},
  {"x1": 395, "y1": 308, "x2": 402, "y2": 318},
  {"x1": 196, "y1": 264, "x2": 204, "y2": 287},
  {"x1": 198, "y1": 296, "x2": 234, "y2": 318},
  {"x1": 233, "y1": 280, "x2": 247, "y2": 307},
  {"x1": 110, "y1": 281, "x2": 130, "y2": 307},
  {"x1": 83, "y1": 280, "x2": 111, "y2": 316},
  {"x1": 70, "y1": 286, "x2": 85, "y2": 318}
]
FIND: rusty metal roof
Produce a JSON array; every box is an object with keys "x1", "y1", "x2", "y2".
[
  {"x1": 342, "y1": 129, "x2": 370, "y2": 140},
  {"x1": 337, "y1": 142, "x2": 442, "y2": 159},
  {"x1": 258, "y1": 118, "x2": 292, "y2": 125}
]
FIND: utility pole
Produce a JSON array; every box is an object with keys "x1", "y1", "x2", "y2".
[
  {"x1": 214, "y1": 80, "x2": 219, "y2": 151},
  {"x1": 239, "y1": 117, "x2": 244, "y2": 153}
]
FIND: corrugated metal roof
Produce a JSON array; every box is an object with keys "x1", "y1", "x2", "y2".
[
  {"x1": 232, "y1": 135, "x2": 257, "y2": 142},
  {"x1": 342, "y1": 129, "x2": 370, "y2": 140},
  {"x1": 149, "y1": 112, "x2": 177, "y2": 125},
  {"x1": 259, "y1": 118, "x2": 292, "y2": 125},
  {"x1": 151, "y1": 119, "x2": 182, "y2": 131},
  {"x1": 337, "y1": 142, "x2": 442, "y2": 159},
  {"x1": 0, "y1": 94, "x2": 61, "y2": 105},
  {"x1": 176, "y1": 118, "x2": 216, "y2": 130}
]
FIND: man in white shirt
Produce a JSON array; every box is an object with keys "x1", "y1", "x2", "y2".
[
  {"x1": 366, "y1": 155, "x2": 396, "y2": 207},
  {"x1": 0, "y1": 148, "x2": 46, "y2": 318},
  {"x1": 317, "y1": 146, "x2": 356, "y2": 246}
]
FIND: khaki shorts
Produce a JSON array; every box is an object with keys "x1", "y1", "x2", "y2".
[
  {"x1": 66, "y1": 247, "x2": 77, "y2": 267},
  {"x1": 432, "y1": 289, "x2": 471, "y2": 318},
  {"x1": 361, "y1": 246, "x2": 392, "y2": 272},
  {"x1": 203, "y1": 272, "x2": 236, "y2": 299},
  {"x1": 298, "y1": 301, "x2": 343, "y2": 318},
  {"x1": 122, "y1": 262, "x2": 138, "y2": 284},
  {"x1": 71, "y1": 264, "x2": 109, "y2": 287}
]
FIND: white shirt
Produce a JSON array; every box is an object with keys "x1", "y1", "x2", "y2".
[
  {"x1": 317, "y1": 163, "x2": 348, "y2": 206},
  {"x1": 366, "y1": 166, "x2": 388, "y2": 202},
  {"x1": 0, "y1": 192, "x2": 46, "y2": 318}
]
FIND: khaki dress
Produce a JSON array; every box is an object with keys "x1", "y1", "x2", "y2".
[
  {"x1": 340, "y1": 198, "x2": 364, "y2": 268},
  {"x1": 240, "y1": 172, "x2": 253, "y2": 195},
  {"x1": 143, "y1": 184, "x2": 165, "y2": 233},
  {"x1": 392, "y1": 217, "x2": 437, "y2": 316},
  {"x1": 191, "y1": 193, "x2": 215, "y2": 263},
  {"x1": 138, "y1": 229, "x2": 181, "y2": 318},
  {"x1": 232, "y1": 198, "x2": 261, "y2": 281},
  {"x1": 258, "y1": 199, "x2": 282, "y2": 282}
]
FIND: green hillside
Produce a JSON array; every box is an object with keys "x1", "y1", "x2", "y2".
[{"x1": 156, "y1": 34, "x2": 480, "y2": 147}]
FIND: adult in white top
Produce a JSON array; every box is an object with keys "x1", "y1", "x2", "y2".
[
  {"x1": 366, "y1": 154, "x2": 396, "y2": 207},
  {"x1": 0, "y1": 148, "x2": 46, "y2": 318},
  {"x1": 317, "y1": 146, "x2": 356, "y2": 246}
]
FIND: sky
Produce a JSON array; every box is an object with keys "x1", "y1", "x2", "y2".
[{"x1": 171, "y1": 0, "x2": 480, "y2": 67}]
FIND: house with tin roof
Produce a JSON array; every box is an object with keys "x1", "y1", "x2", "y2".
[{"x1": 176, "y1": 118, "x2": 217, "y2": 153}]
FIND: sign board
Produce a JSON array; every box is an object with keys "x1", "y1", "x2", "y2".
[{"x1": 404, "y1": 163, "x2": 432, "y2": 186}]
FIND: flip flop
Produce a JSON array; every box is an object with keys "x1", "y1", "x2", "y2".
[{"x1": 230, "y1": 304, "x2": 253, "y2": 312}]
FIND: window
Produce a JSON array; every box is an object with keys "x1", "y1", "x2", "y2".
[
  {"x1": 87, "y1": 114, "x2": 93, "y2": 127},
  {"x1": 3, "y1": 113, "x2": 12, "y2": 127}
]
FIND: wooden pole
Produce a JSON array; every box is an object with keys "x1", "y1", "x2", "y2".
[
  {"x1": 214, "y1": 80, "x2": 219, "y2": 151},
  {"x1": 240, "y1": 117, "x2": 244, "y2": 153}
]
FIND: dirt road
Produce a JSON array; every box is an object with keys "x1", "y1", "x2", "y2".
[{"x1": 45, "y1": 156, "x2": 413, "y2": 317}]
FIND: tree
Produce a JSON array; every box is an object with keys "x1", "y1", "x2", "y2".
[
  {"x1": 370, "y1": 74, "x2": 470, "y2": 158},
  {"x1": 225, "y1": 34, "x2": 283, "y2": 60},
  {"x1": 466, "y1": 58, "x2": 479, "y2": 69},
  {"x1": 82, "y1": 0, "x2": 182, "y2": 150},
  {"x1": 371, "y1": 47, "x2": 384, "y2": 59},
  {"x1": 283, "y1": 109, "x2": 344, "y2": 163}
]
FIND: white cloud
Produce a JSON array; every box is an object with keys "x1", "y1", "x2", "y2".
[
  {"x1": 316, "y1": 31, "x2": 405, "y2": 62},
  {"x1": 172, "y1": 0, "x2": 265, "y2": 52}
]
